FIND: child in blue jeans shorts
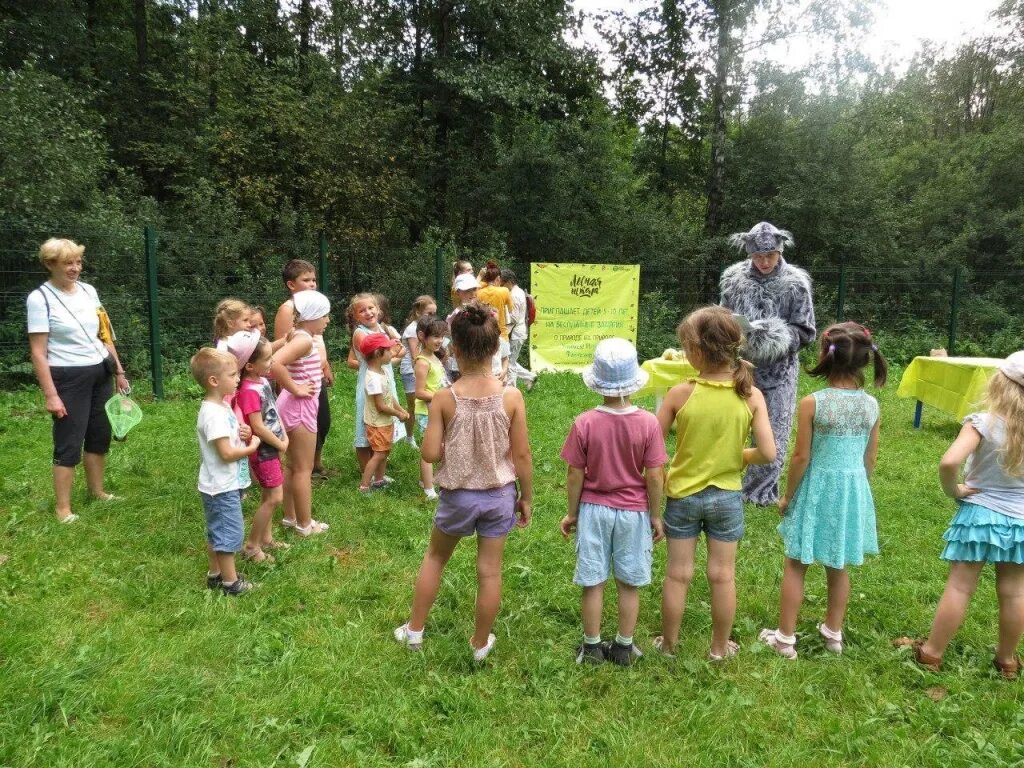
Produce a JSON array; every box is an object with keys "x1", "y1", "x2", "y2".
[
  {"x1": 655, "y1": 307, "x2": 776, "y2": 659},
  {"x1": 191, "y1": 348, "x2": 261, "y2": 596},
  {"x1": 560, "y1": 338, "x2": 667, "y2": 666}
]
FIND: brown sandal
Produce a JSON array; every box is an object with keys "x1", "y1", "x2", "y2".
[
  {"x1": 993, "y1": 656, "x2": 1021, "y2": 681},
  {"x1": 914, "y1": 642, "x2": 942, "y2": 672}
]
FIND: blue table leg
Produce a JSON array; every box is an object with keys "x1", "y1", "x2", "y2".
[{"x1": 913, "y1": 400, "x2": 923, "y2": 429}]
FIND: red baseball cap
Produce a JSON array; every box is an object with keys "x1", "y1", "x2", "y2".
[{"x1": 359, "y1": 332, "x2": 400, "y2": 357}]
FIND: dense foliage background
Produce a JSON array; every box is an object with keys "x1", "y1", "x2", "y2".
[{"x1": 2, "y1": 0, "x2": 1023, "y2": 376}]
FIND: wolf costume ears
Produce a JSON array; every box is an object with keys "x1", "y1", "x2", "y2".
[{"x1": 728, "y1": 222, "x2": 795, "y2": 254}]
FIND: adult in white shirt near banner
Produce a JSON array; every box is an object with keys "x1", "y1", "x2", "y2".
[
  {"x1": 501, "y1": 268, "x2": 536, "y2": 391},
  {"x1": 26, "y1": 238, "x2": 130, "y2": 523}
]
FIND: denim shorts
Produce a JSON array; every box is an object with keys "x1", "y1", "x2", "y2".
[
  {"x1": 416, "y1": 413, "x2": 428, "y2": 435},
  {"x1": 664, "y1": 486, "x2": 744, "y2": 542},
  {"x1": 435, "y1": 482, "x2": 517, "y2": 538},
  {"x1": 401, "y1": 371, "x2": 417, "y2": 394},
  {"x1": 574, "y1": 502, "x2": 653, "y2": 587},
  {"x1": 201, "y1": 489, "x2": 244, "y2": 553}
]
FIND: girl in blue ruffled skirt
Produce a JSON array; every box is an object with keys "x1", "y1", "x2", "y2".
[{"x1": 915, "y1": 351, "x2": 1024, "y2": 680}]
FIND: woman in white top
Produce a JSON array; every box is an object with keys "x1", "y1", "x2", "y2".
[{"x1": 26, "y1": 238, "x2": 129, "y2": 523}]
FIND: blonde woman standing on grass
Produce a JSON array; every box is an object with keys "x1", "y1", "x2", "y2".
[{"x1": 27, "y1": 238, "x2": 130, "y2": 523}]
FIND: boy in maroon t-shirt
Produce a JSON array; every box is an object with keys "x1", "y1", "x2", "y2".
[{"x1": 559, "y1": 338, "x2": 667, "y2": 667}]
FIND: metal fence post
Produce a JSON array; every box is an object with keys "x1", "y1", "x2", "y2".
[
  {"x1": 836, "y1": 259, "x2": 847, "y2": 321},
  {"x1": 144, "y1": 225, "x2": 163, "y2": 399},
  {"x1": 435, "y1": 245, "x2": 444, "y2": 312},
  {"x1": 947, "y1": 265, "x2": 962, "y2": 356},
  {"x1": 318, "y1": 234, "x2": 329, "y2": 294}
]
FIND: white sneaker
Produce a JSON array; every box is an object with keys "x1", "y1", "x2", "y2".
[
  {"x1": 394, "y1": 623, "x2": 423, "y2": 651},
  {"x1": 472, "y1": 633, "x2": 496, "y2": 662},
  {"x1": 759, "y1": 628, "x2": 797, "y2": 659},
  {"x1": 424, "y1": 487, "x2": 438, "y2": 501}
]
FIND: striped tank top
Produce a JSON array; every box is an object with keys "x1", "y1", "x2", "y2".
[{"x1": 286, "y1": 329, "x2": 323, "y2": 397}]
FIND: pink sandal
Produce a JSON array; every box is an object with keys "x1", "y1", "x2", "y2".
[
  {"x1": 293, "y1": 520, "x2": 329, "y2": 537},
  {"x1": 759, "y1": 628, "x2": 797, "y2": 660},
  {"x1": 708, "y1": 639, "x2": 740, "y2": 662}
]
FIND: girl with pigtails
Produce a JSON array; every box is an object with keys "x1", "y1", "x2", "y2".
[{"x1": 720, "y1": 222, "x2": 817, "y2": 506}]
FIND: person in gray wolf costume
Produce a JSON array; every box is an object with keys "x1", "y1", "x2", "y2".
[{"x1": 720, "y1": 222, "x2": 816, "y2": 505}]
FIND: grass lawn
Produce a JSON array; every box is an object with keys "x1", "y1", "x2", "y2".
[{"x1": 1, "y1": 368, "x2": 1021, "y2": 767}]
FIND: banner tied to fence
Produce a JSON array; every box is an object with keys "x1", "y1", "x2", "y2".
[{"x1": 529, "y1": 263, "x2": 640, "y2": 372}]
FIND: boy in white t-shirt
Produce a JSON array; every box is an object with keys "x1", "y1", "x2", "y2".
[{"x1": 191, "y1": 348, "x2": 261, "y2": 596}]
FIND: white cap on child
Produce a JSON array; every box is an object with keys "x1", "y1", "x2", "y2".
[
  {"x1": 999, "y1": 350, "x2": 1024, "y2": 387},
  {"x1": 293, "y1": 290, "x2": 331, "y2": 321},
  {"x1": 224, "y1": 330, "x2": 261, "y2": 368},
  {"x1": 454, "y1": 273, "x2": 479, "y2": 291}
]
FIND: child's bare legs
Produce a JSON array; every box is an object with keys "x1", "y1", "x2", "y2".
[
  {"x1": 779, "y1": 558, "x2": 809, "y2": 636},
  {"x1": 361, "y1": 450, "x2": 390, "y2": 488},
  {"x1": 405, "y1": 394, "x2": 417, "y2": 440},
  {"x1": 660, "y1": 536, "x2": 698, "y2": 651},
  {"x1": 921, "y1": 561, "x2": 984, "y2": 660},
  {"x1": 356, "y1": 446, "x2": 372, "y2": 474},
  {"x1": 408, "y1": 526, "x2": 462, "y2": 632},
  {"x1": 473, "y1": 534, "x2": 508, "y2": 650},
  {"x1": 285, "y1": 427, "x2": 316, "y2": 528},
  {"x1": 581, "y1": 583, "x2": 605, "y2": 638},
  {"x1": 707, "y1": 537, "x2": 738, "y2": 657},
  {"x1": 615, "y1": 580, "x2": 640, "y2": 640},
  {"x1": 823, "y1": 566, "x2": 851, "y2": 634},
  {"x1": 246, "y1": 485, "x2": 282, "y2": 555},
  {"x1": 420, "y1": 456, "x2": 434, "y2": 491},
  {"x1": 207, "y1": 544, "x2": 238, "y2": 583},
  {"x1": 995, "y1": 563, "x2": 1024, "y2": 665},
  {"x1": 260, "y1": 485, "x2": 284, "y2": 546}
]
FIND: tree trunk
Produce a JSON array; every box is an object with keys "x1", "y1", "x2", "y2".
[
  {"x1": 298, "y1": 0, "x2": 312, "y2": 78},
  {"x1": 431, "y1": 0, "x2": 454, "y2": 225},
  {"x1": 705, "y1": 3, "x2": 731, "y2": 236}
]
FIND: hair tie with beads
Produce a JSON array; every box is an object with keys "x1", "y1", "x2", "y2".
[
  {"x1": 871, "y1": 344, "x2": 878, "y2": 352},
  {"x1": 827, "y1": 343, "x2": 836, "y2": 356}
]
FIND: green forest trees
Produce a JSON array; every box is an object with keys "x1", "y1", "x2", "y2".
[{"x1": 1, "y1": 0, "x2": 1023, "y2": 365}]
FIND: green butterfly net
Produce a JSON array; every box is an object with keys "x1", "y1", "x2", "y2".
[{"x1": 105, "y1": 389, "x2": 143, "y2": 440}]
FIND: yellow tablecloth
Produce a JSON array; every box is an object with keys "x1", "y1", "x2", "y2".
[
  {"x1": 896, "y1": 356, "x2": 1003, "y2": 420},
  {"x1": 636, "y1": 356, "x2": 700, "y2": 399}
]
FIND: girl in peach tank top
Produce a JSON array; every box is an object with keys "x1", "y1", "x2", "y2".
[{"x1": 394, "y1": 302, "x2": 533, "y2": 662}]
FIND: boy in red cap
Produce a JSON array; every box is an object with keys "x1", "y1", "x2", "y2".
[{"x1": 360, "y1": 332, "x2": 410, "y2": 493}]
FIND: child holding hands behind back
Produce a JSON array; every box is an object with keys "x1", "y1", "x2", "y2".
[
  {"x1": 191, "y1": 348, "x2": 260, "y2": 595},
  {"x1": 760, "y1": 322, "x2": 887, "y2": 659},
  {"x1": 910, "y1": 351, "x2": 1024, "y2": 680},
  {"x1": 394, "y1": 302, "x2": 532, "y2": 662},
  {"x1": 655, "y1": 307, "x2": 776, "y2": 660},
  {"x1": 230, "y1": 333, "x2": 290, "y2": 562},
  {"x1": 359, "y1": 332, "x2": 410, "y2": 493},
  {"x1": 560, "y1": 338, "x2": 667, "y2": 666}
]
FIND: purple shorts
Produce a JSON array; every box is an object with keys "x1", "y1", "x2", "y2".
[
  {"x1": 250, "y1": 456, "x2": 284, "y2": 489},
  {"x1": 435, "y1": 482, "x2": 517, "y2": 538}
]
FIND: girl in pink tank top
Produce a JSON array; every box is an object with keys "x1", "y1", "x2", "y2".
[
  {"x1": 272, "y1": 290, "x2": 331, "y2": 538},
  {"x1": 394, "y1": 303, "x2": 533, "y2": 662}
]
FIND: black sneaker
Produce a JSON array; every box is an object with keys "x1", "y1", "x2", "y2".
[
  {"x1": 206, "y1": 573, "x2": 223, "y2": 590},
  {"x1": 605, "y1": 640, "x2": 643, "y2": 667},
  {"x1": 576, "y1": 641, "x2": 606, "y2": 665},
  {"x1": 221, "y1": 577, "x2": 253, "y2": 596}
]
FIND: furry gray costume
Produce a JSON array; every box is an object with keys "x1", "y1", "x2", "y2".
[{"x1": 720, "y1": 224, "x2": 816, "y2": 505}]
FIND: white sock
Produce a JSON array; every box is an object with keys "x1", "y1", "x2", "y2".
[
  {"x1": 615, "y1": 633, "x2": 633, "y2": 647},
  {"x1": 819, "y1": 624, "x2": 842, "y2": 641},
  {"x1": 584, "y1": 633, "x2": 602, "y2": 646},
  {"x1": 405, "y1": 625, "x2": 424, "y2": 642},
  {"x1": 775, "y1": 630, "x2": 796, "y2": 645}
]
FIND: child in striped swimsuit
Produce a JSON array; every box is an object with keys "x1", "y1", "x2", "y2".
[{"x1": 273, "y1": 290, "x2": 331, "y2": 538}]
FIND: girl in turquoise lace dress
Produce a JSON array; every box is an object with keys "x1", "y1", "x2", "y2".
[{"x1": 760, "y1": 322, "x2": 888, "y2": 659}]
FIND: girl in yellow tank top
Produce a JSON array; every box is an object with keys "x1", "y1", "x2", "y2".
[{"x1": 653, "y1": 306, "x2": 776, "y2": 661}]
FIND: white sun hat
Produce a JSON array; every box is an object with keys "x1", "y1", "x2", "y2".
[
  {"x1": 581, "y1": 337, "x2": 649, "y2": 397},
  {"x1": 453, "y1": 273, "x2": 479, "y2": 291},
  {"x1": 999, "y1": 350, "x2": 1024, "y2": 387}
]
